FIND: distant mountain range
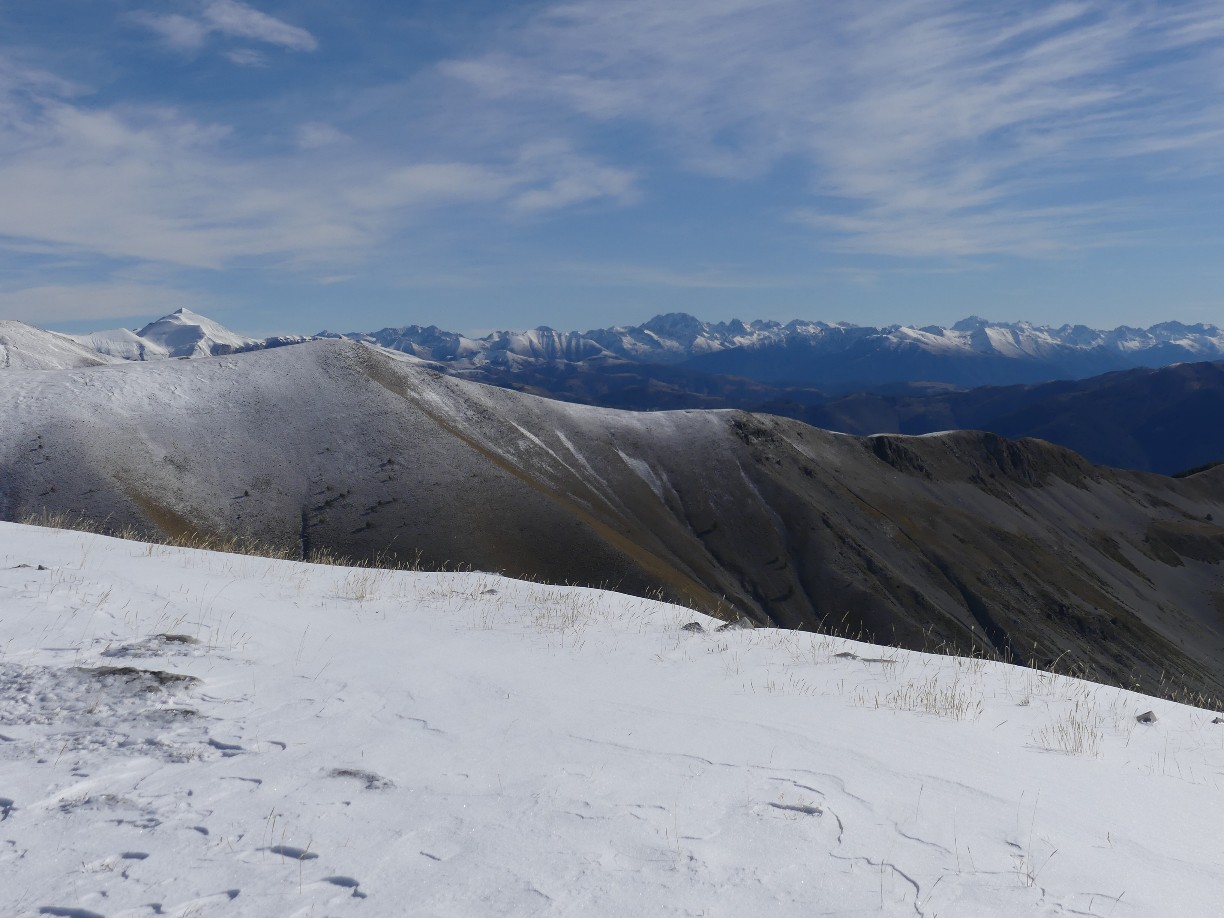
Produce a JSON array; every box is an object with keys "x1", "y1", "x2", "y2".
[
  {"x1": 21, "y1": 306, "x2": 1224, "y2": 391},
  {"x1": 6, "y1": 307, "x2": 1224, "y2": 474},
  {"x1": 331, "y1": 312, "x2": 1224, "y2": 390}
]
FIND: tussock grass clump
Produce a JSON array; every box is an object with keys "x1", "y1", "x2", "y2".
[
  {"x1": 1032, "y1": 707, "x2": 1104, "y2": 757},
  {"x1": 853, "y1": 675, "x2": 983, "y2": 721}
]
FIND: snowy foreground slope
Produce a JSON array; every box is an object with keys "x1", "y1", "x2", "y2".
[{"x1": 3, "y1": 523, "x2": 1223, "y2": 918}]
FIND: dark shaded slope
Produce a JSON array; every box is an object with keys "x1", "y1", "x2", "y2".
[
  {"x1": 682, "y1": 334, "x2": 1118, "y2": 388},
  {"x1": 781, "y1": 360, "x2": 1224, "y2": 474},
  {"x1": 459, "y1": 358, "x2": 829, "y2": 412},
  {"x1": 3, "y1": 341, "x2": 1224, "y2": 699}
]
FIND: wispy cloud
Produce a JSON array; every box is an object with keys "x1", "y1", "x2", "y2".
[
  {"x1": 137, "y1": 14, "x2": 210, "y2": 52},
  {"x1": 225, "y1": 48, "x2": 268, "y2": 67},
  {"x1": 296, "y1": 121, "x2": 347, "y2": 150},
  {"x1": 137, "y1": 1, "x2": 316, "y2": 56},
  {"x1": 202, "y1": 0, "x2": 317, "y2": 51},
  {"x1": 0, "y1": 57, "x2": 637, "y2": 272},
  {"x1": 440, "y1": 0, "x2": 1224, "y2": 257}
]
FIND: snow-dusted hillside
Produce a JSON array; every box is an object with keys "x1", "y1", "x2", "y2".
[
  {"x1": 4, "y1": 339, "x2": 1224, "y2": 700},
  {"x1": 68, "y1": 326, "x2": 171, "y2": 362},
  {"x1": 3, "y1": 521, "x2": 1223, "y2": 916},
  {"x1": 0, "y1": 321, "x2": 121, "y2": 370}
]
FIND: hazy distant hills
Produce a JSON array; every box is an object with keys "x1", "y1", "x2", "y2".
[
  {"x1": 3, "y1": 339, "x2": 1224, "y2": 699},
  {"x1": 760, "y1": 360, "x2": 1224, "y2": 475}
]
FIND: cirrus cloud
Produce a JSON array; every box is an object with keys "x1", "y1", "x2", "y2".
[
  {"x1": 137, "y1": 0, "x2": 316, "y2": 56},
  {"x1": 439, "y1": 0, "x2": 1224, "y2": 257},
  {"x1": 0, "y1": 55, "x2": 637, "y2": 272}
]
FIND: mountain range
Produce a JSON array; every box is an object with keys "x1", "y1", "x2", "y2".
[
  {"x1": 13, "y1": 308, "x2": 1222, "y2": 389},
  {"x1": 7, "y1": 308, "x2": 1223, "y2": 474},
  {"x1": 332, "y1": 311, "x2": 1224, "y2": 390},
  {"x1": 2, "y1": 338, "x2": 1224, "y2": 700}
]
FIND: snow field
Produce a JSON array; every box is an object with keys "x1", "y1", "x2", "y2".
[{"x1": 2, "y1": 522, "x2": 1224, "y2": 917}]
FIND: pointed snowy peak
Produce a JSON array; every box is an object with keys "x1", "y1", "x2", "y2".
[
  {"x1": 641, "y1": 312, "x2": 710, "y2": 343},
  {"x1": 950, "y1": 315, "x2": 993, "y2": 332},
  {"x1": 136, "y1": 308, "x2": 257, "y2": 358}
]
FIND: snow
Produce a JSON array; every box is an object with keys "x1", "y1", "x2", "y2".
[
  {"x1": 66, "y1": 328, "x2": 170, "y2": 362},
  {"x1": 334, "y1": 312, "x2": 1224, "y2": 375},
  {"x1": 4, "y1": 521, "x2": 1224, "y2": 917},
  {"x1": 49, "y1": 308, "x2": 1224, "y2": 378},
  {"x1": 0, "y1": 321, "x2": 121, "y2": 370},
  {"x1": 135, "y1": 308, "x2": 256, "y2": 358}
]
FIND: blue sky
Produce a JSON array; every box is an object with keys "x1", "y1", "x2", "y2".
[{"x1": 2, "y1": 0, "x2": 1223, "y2": 337}]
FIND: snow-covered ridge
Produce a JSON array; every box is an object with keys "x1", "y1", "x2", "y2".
[
  {"x1": 330, "y1": 311, "x2": 1224, "y2": 374},
  {"x1": 0, "y1": 320, "x2": 122, "y2": 370},
  {"x1": 3, "y1": 520, "x2": 1223, "y2": 916},
  {"x1": 28, "y1": 307, "x2": 1224, "y2": 383},
  {"x1": 61, "y1": 308, "x2": 312, "y2": 363}
]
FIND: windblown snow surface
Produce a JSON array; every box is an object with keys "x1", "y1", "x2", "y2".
[
  {"x1": 3, "y1": 522, "x2": 1223, "y2": 917},
  {"x1": 0, "y1": 322, "x2": 120, "y2": 371}
]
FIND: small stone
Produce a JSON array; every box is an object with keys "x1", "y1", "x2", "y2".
[
  {"x1": 716, "y1": 617, "x2": 754, "y2": 632},
  {"x1": 1212, "y1": 717, "x2": 1223, "y2": 725},
  {"x1": 680, "y1": 622, "x2": 705, "y2": 634},
  {"x1": 1136, "y1": 710, "x2": 1157, "y2": 724}
]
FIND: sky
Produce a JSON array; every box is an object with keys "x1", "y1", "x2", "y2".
[{"x1": 1, "y1": 0, "x2": 1224, "y2": 338}]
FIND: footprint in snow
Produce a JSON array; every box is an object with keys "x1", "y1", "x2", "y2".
[
  {"x1": 266, "y1": 845, "x2": 318, "y2": 861},
  {"x1": 324, "y1": 876, "x2": 368, "y2": 899},
  {"x1": 207, "y1": 737, "x2": 244, "y2": 756},
  {"x1": 327, "y1": 767, "x2": 394, "y2": 790}
]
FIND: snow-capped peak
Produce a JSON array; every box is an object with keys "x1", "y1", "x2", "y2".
[{"x1": 136, "y1": 308, "x2": 257, "y2": 359}]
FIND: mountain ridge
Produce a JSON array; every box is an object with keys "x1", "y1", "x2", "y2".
[
  {"x1": 330, "y1": 311, "x2": 1224, "y2": 389},
  {"x1": 3, "y1": 339, "x2": 1223, "y2": 699}
]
